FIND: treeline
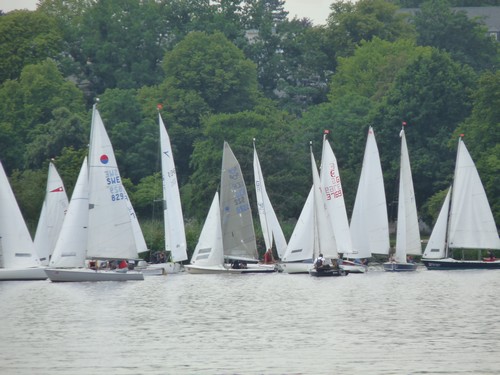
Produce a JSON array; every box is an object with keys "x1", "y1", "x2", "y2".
[{"x1": 0, "y1": 0, "x2": 498, "y2": 253}]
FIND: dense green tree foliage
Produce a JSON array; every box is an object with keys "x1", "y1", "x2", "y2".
[
  {"x1": 411, "y1": 0, "x2": 500, "y2": 71},
  {"x1": 0, "y1": 10, "x2": 63, "y2": 84},
  {"x1": 1, "y1": 0, "x2": 499, "y2": 250}
]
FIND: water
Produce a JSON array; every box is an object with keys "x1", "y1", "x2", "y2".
[{"x1": 1, "y1": 268, "x2": 500, "y2": 374}]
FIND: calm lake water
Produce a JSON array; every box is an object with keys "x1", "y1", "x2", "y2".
[{"x1": 1, "y1": 266, "x2": 499, "y2": 375}]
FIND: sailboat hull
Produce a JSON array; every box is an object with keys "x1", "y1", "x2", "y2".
[
  {"x1": 0, "y1": 267, "x2": 48, "y2": 281},
  {"x1": 278, "y1": 261, "x2": 313, "y2": 274},
  {"x1": 422, "y1": 258, "x2": 500, "y2": 270},
  {"x1": 341, "y1": 260, "x2": 367, "y2": 273},
  {"x1": 383, "y1": 262, "x2": 417, "y2": 272},
  {"x1": 45, "y1": 268, "x2": 144, "y2": 282},
  {"x1": 309, "y1": 267, "x2": 348, "y2": 277},
  {"x1": 184, "y1": 264, "x2": 243, "y2": 274}
]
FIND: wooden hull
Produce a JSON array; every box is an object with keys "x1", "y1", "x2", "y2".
[
  {"x1": 45, "y1": 268, "x2": 144, "y2": 282},
  {"x1": 383, "y1": 262, "x2": 417, "y2": 272},
  {"x1": 422, "y1": 258, "x2": 500, "y2": 270},
  {"x1": 0, "y1": 267, "x2": 48, "y2": 281}
]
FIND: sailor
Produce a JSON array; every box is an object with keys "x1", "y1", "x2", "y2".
[{"x1": 314, "y1": 253, "x2": 325, "y2": 269}]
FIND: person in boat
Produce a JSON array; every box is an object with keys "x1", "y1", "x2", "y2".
[
  {"x1": 314, "y1": 253, "x2": 332, "y2": 270},
  {"x1": 263, "y1": 248, "x2": 275, "y2": 264},
  {"x1": 406, "y1": 255, "x2": 414, "y2": 263},
  {"x1": 118, "y1": 259, "x2": 128, "y2": 269}
]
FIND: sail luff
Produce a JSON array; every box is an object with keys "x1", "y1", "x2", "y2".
[
  {"x1": 448, "y1": 138, "x2": 500, "y2": 250},
  {"x1": 87, "y1": 105, "x2": 140, "y2": 260},
  {"x1": 220, "y1": 142, "x2": 258, "y2": 261},
  {"x1": 395, "y1": 129, "x2": 421, "y2": 262},
  {"x1": 159, "y1": 114, "x2": 187, "y2": 262}
]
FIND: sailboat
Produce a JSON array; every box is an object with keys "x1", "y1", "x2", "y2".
[
  {"x1": 0, "y1": 162, "x2": 47, "y2": 280},
  {"x1": 184, "y1": 192, "x2": 239, "y2": 273},
  {"x1": 45, "y1": 104, "x2": 144, "y2": 281},
  {"x1": 318, "y1": 131, "x2": 366, "y2": 273},
  {"x1": 139, "y1": 113, "x2": 188, "y2": 275},
  {"x1": 186, "y1": 142, "x2": 274, "y2": 274},
  {"x1": 383, "y1": 127, "x2": 421, "y2": 272},
  {"x1": 422, "y1": 136, "x2": 500, "y2": 270},
  {"x1": 308, "y1": 142, "x2": 346, "y2": 277},
  {"x1": 281, "y1": 142, "x2": 346, "y2": 276},
  {"x1": 348, "y1": 127, "x2": 390, "y2": 268},
  {"x1": 253, "y1": 140, "x2": 287, "y2": 261},
  {"x1": 34, "y1": 162, "x2": 69, "y2": 266}
]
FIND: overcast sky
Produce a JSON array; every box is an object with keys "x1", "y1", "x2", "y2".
[{"x1": 0, "y1": 0, "x2": 331, "y2": 25}]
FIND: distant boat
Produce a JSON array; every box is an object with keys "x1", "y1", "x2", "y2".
[
  {"x1": 0, "y1": 162, "x2": 46, "y2": 280},
  {"x1": 309, "y1": 141, "x2": 347, "y2": 278},
  {"x1": 422, "y1": 136, "x2": 500, "y2": 270},
  {"x1": 140, "y1": 113, "x2": 187, "y2": 275},
  {"x1": 253, "y1": 140, "x2": 287, "y2": 260},
  {"x1": 281, "y1": 141, "x2": 344, "y2": 276},
  {"x1": 318, "y1": 131, "x2": 364, "y2": 274},
  {"x1": 45, "y1": 104, "x2": 144, "y2": 282},
  {"x1": 383, "y1": 127, "x2": 421, "y2": 272},
  {"x1": 348, "y1": 127, "x2": 390, "y2": 266},
  {"x1": 186, "y1": 142, "x2": 274, "y2": 274},
  {"x1": 34, "y1": 162, "x2": 69, "y2": 266}
]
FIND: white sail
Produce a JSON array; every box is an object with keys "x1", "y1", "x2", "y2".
[
  {"x1": 220, "y1": 141, "x2": 258, "y2": 261},
  {"x1": 160, "y1": 114, "x2": 187, "y2": 262},
  {"x1": 312, "y1": 148, "x2": 339, "y2": 259},
  {"x1": 50, "y1": 158, "x2": 89, "y2": 268},
  {"x1": 423, "y1": 188, "x2": 451, "y2": 259},
  {"x1": 448, "y1": 138, "x2": 500, "y2": 250},
  {"x1": 319, "y1": 134, "x2": 352, "y2": 254},
  {"x1": 87, "y1": 105, "x2": 141, "y2": 260},
  {"x1": 349, "y1": 127, "x2": 390, "y2": 257},
  {"x1": 253, "y1": 142, "x2": 287, "y2": 258},
  {"x1": 0, "y1": 161, "x2": 39, "y2": 268},
  {"x1": 282, "y1": 187, "x2": 315, "y2": 262},
  {"x1": 394, "y1": 129, "x2": 421, "y2": 263},
  {"x1": 34, "y1": 162, "x2": 69, "y2": 265},
  {"x1": 190, "y1": 192, "x2": 224, "y2": 267}
]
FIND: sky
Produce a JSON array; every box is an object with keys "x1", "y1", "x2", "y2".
[{"x1": 0, "y1": 0, "x2": 331, "y2": 25}]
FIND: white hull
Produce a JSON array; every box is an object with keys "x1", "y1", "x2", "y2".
[
  {"x1": 0, "y1": 267, "x2": 48, "y2": 281},
  {"x1": 45, "y1": 268, "x2": 144, "y2": 282},
  {"x1": 138, "y1": 262, "x2": 183, "y2": 275},
  {"x1": 341, "y1": 261, "x2": 367, "y2": 274},
  {"x1": 184, "y1": 264, "x2": 242, "y2": 274},
  {"x1": 279, "y1": 262, "x2": 312, "y2": 274}
]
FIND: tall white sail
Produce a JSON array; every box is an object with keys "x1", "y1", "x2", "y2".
[
  {"x1": 448, "y1": 138, "x2": 500, "y2": 250},
  {"x1": 423, "y1": 188, "x2": 451, "y2": 259},
  {"x1": 50, "y1": 158, "x2": 89, "y2": 268},
  {"x1": 253, "y1": 141, "x2": 287, "y2": 258},
  {"x1": 0, "y1": 162, "x2": 39, "y2": 268},
  {"x1": 349, "y1": 127, "x2": 390, "y2": 258},
  {"x1": 220, "y1": 142, "x2": 258, "y2": 261},
  {"x1": 282, "y1": 187, "x2": 315, "y2": 262},
  {"x1": 312, "y1": 147, "x2": 338, "y2": 259},
  {"x1": 394, "y1": 128, "x2": 421, "y2": 263},
  {"x1": 34, "y1": 162, "x2": 69, "y2": 265},
  {"x1": 159, "y1": 114, "x2": 187, "y2": 262},
  {"x1": 190, "y1": 192, "x2": 224, "y2": 267},
  {"x1": 319, "y1": 133, "x2": 352, "y2": 254},
  {"x1": 87, "y1": 105, "x2": 141, "y2": 260}
]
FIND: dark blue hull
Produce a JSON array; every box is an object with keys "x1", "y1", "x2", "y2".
[
  {"x1": 309, "y1": 267, "x2": 348, "y2": 277},
  {"x1": 383, "y1": 262, "x2": 417, "y2": 272},
  {"x1": 422, "y1": 259, "x2": 500, "y2": 270}
]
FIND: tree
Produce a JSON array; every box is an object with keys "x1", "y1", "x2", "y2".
[
  {"x1": 0, "y1": 59, "x2": 85, "y2": 170},
  {"x1": 372, "y1": 47, "x2": 477, "y2": 216},
  {"x1": 0, "y1": 10, "x2": 63, "y2": 84},
  {"x1": 412, "y1": 0, "x2": 499, "y2": 72},
  {"x1": 456, "y1": 70, "x2": 500, "y2": 224}
]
